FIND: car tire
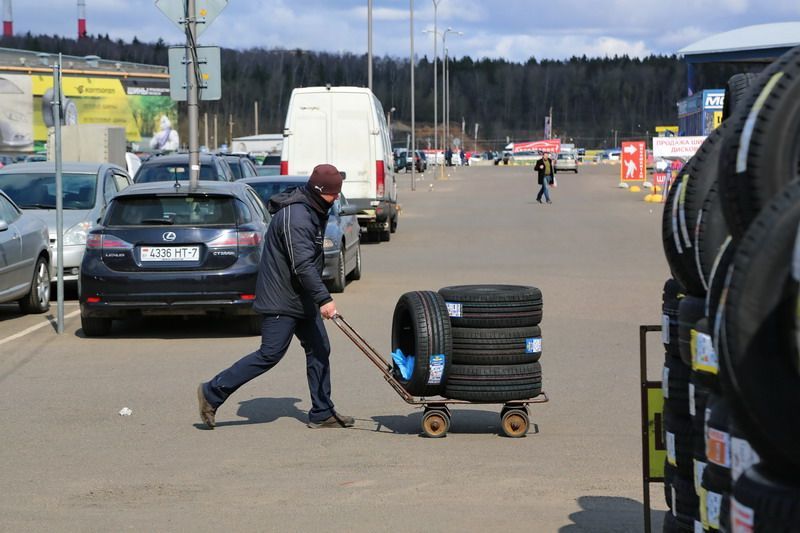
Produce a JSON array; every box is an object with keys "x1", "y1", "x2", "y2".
[
  {"x1": 722, "y1": 73, "x2": 758, "y2": 121},
  {"x1": 704, "y1": 394, "x2": 732, "y2": 493},
  {"x1": 695, "y1": 181, "x2": 729, "y2": 292},
  {"x1": 663, "y1": 279, "x2": 683, "y2": 359},
  {"x1": 665, "y1": 407, "x2": 695, "y2": 479},
  {"x1": 346, "y1": 242, "x2": 362, "y2": 281},
  {"x1": 664, "y1": 461, "x2": 700, "y2": 524},
  {"x1": 81, "y1": 315, "x2": 111, "y2": 337},
  {"x1": 720, "y1": 179, "x2": 800, "y2": 481},
  {"x1": 718, "y1": 45, "x2": 800, "y2": 240},
  {"x1": 18, "y1": 255, "x2": 50, "y2": 314},
  {"x1": 732, "y1": 465, "x2": 800, "y2": 531},
  {"x1": 439, "y1": 284, "x2": 543, "y2": 328},
  {"x1": 379, "y1": 226, "x2": 391, "y2": 242},
  {"x1": 444, "y1": 362, "x2": 542, "y2": 402},
  {"x1": 329, "y1": 248, "x2": 346, "y2": 293},
  {"x1": 663, "y1": 354, "x2": 691, "y2": 416},
  {"x1": 676, "y1": 124, "x2": 729, "y2": 295},
  {"x1": 390, "y1": 213, "x2": 398, "y2": 234},
  {"x1": 678, "y1": 295, "x2": 705, "y2": 367},
  {"x1": 451, "y1": 326, "x2": 542, "y2": 365},
  {"x1": 662, "y1": 173, "x2": 706, "y2": 297},
  {"x1": 391, "y1": 290, "x2": 451, "y2": 396}
]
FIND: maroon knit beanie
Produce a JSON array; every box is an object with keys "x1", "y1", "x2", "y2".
[{"x1": 307, "y1": 164, "x2": 343, "y2": 195}]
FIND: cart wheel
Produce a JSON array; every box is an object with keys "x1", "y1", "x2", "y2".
[
  {"x1": 500, "y1": 409, "x2": 529, "y2": 438},
  {"x1": 421, "y1": 409, "x2": 450, "y2": 438}
]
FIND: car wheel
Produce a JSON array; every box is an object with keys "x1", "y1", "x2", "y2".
[
  {"x1": 391, "y1": 291, "x2": 452, "y2": 396},
  {"x1": 18, "y1": 256, "x2": 50, "y2": 314},
  {"x1": 438, "y1": 284, "x2": 543, "y2": 328},
  {"x1": 347, "y1": 242, "x2": 362, "y2": 281},
  {"x1": 329, "y1": 248, "x2": 346, "y2": 293},
  {"x1": 81, "y1": 315, "x2": 112, "y2": 337}
]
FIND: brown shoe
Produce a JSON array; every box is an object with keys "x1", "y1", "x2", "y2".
[
  {"x1": 307, "y1": 412, "x2": 355, "y2": 429},
  {"x1": 197, "y1": 384, "x2": 216, "y2": 429}
]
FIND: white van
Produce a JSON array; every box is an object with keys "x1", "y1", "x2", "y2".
[{"x1": 280, "y1": 86, "x2": 398, "y2": 241}]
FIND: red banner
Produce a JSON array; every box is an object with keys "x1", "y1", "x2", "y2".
[
  {"x1": 621, "y1": 141, "x2": 646, "y2": 182},
  {"x1": 512, "y1": 139, "x2": 561, "y2": 154}
]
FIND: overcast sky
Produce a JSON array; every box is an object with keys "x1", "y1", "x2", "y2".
[{"x1": 8, "y1": 0, "x2": 800, "y2": 62}]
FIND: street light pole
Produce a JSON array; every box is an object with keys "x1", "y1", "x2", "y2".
[
  {"x1": 431, "y1": 0, "x2": 440, "y2": 169},
  {"x1": 409, "y1": 0, "x2": 416, "y2": 191},
  {"x1": 368, "y1": 0, "x2": 373, "y2": 91},
  {"x1": 441, "y1": 28, "x2": 461, "y2": 169}
]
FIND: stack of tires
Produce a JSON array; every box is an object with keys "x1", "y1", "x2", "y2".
[
  {"x1": 438, "y1": 285, "x2": 543, "y2": 403},
  {"x1": 660, "y1": 47, "x2": 800, "y2": 531}
]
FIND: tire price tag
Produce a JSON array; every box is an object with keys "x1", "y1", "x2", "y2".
[
  {"x1": 445, "y1": 302, "x2": 462, "y2": 318},
  {"x1": 666, "y1": 431, "x2": 677, "y2": 466},
  {"x1": 662, "y1": 314, "x2": 670, "y2": 344},
  {"x1": 525, "y1": 337, "x2": 542, "y2": 354},
  {"x1": 731, "y1": 498, "x2": 755, "y2": 533},
  {"x1": 693, "y1": 332, "x2": 718, "y2": 375},
  {"x1": 706, "y1": 491, "x2": 722, "y2": 530},
  {"x1": 706, "y1": 428, "x2": 731, "y2": 467},
  {"x1": 662, "y1": 366, "x2": 670, "y2": 399},
  {"x1": 731, "y1": 437, "x2": 759, "y2": 482},
  {"x1": 427, "y1": 354, "x2": 445, "y2": 385}
]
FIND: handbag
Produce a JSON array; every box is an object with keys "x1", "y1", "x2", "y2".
[{"x1": 549, "y1": 175, "x2": 557, "y2": 188}]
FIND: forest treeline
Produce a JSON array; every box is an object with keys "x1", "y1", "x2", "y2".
[{"x1": 1, "y1": 33, "x2": 757, "y2": 148}]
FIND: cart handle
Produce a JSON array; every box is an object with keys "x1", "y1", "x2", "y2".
[{"x1": 331, "y1": 313, "x2": 416, "y2": 403}]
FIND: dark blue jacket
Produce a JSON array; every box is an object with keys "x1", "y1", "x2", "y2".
[{"x1": 253, "y1": 186, "x2": 332, "y2": 318}]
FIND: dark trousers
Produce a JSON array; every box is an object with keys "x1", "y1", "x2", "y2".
[{"x1": 203, "y1": 314, "x2": 334, "y2": 423}]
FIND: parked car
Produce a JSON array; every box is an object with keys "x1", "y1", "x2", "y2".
[
  {"x1": 256, "y1": 165, "x2": 281, "y2": 176},
  {"x1": 556, "y1": 152, "x2": 578, "y2": 173},
  {"x1": 394, "y1": 149, "x2": 426, "y2": 173},
  {"x1": 261, "y1": 155, "x2": 281, "y2": 166},
  {"x1": 240, "y1": 175, "x2": 362, "y2": 293},
  {"x1": 0, "y1": 162, "x2": 132, "y2": 281},
  {"x1": 133, "y1": 153, "x2": 234, "y2": 183},
  {"x1": 219, "y1": 153, "x2": 259, "y2": 180},
  {"x1": 79, "y1": 180, "x2": 271, "y2": 336},
  {"x1": 511, "y1": 151, "x2": 540, "y2": 165},
  {"x1": 0, "y1": 189, "x2": 50, "y2": 313},
  {"x1": 281, "y1": 86, "x2": 398, "y2": 242}
]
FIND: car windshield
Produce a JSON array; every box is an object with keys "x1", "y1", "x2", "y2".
[
  {"x1": 558, "y1": 154, "x2": 574, "y2": 160},
  {"x1": 256, "y1": 166, "x2": 280, "y2": 176},
  {"x1": 0, "y1": 172, "x2": 97, "y2": 209},
  {"x1": 135, "y1": 163, "x2": 219, "y2": 183},
  {"x1": 227, "y1": 160, "x2": 243, "y2": 180},
  {"x1": 106, "y1": 195, "x2": 238, "y2": 226},
  {"x1": 247, "y1": 181, "x2": 305, "y2": 205}
]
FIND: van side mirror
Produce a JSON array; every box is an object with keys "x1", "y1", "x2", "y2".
[{"x1": 0, "y1": 220, "x2": 8, "y2": 231}]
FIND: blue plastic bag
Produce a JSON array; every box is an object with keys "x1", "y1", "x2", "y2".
[{"x1": 391, "y1": 349, "x2": 415, "y2": 380}]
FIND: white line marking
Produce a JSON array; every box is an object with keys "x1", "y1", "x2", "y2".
[{"x1": 0, "y1": 310, "x2": 80, "y2": 346}]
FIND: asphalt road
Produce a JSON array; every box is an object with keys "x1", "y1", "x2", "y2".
[{"x1": 0, "y1": 162, "x2": 671, "y2": 532}]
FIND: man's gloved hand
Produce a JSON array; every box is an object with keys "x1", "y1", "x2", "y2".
[{"x1": 320, "y1": 300, "x2": 338, "y2": 319}]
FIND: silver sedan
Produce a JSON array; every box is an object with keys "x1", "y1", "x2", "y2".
[
  {"x1": 0, "y1": 190, "x2": 50, "y2": 313},
  {"x1": 0, "y1": 162, "x2": 132, "y2": 281}
]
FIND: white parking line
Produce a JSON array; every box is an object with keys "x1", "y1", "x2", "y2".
[{"x1": 0, "y1": 310, "x2": 81, "y2": 346}]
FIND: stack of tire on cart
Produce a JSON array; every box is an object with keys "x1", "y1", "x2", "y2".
[
  {"x1": 391, "y1": 285, "x2": 543, "y2": 438},
  {"x1": 660, "y1": 46, "x2": 800, "y2": 532}
]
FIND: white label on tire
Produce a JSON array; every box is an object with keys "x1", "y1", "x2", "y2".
[
  {"x1": 662, "y1": 314, "x2": 670, "y2": 344},
  {"x1": 445, "y1": 302, "x2": 462, "y2": 318},
  {"x1": 672, "y1": 181, "x2": 685, "y2": 254},
  {"x1": 689, "y1": 382, "x2": 696, "y2": 416},
  {"x1": 693, "y1": 332, "x2": 718, "y2": 375},
  {"x1": 731, "y1": 437, "x2": 760, "y2": 482},
  {"x1": 525, "y1": 337, "x2": 542, "y2": 354},
  {"x1": 667, "y1": 431, "x2": 677, "y2": 466},
  {"x1": 694, "y1": 520, "x2": 704, "y2": 533},
  {"x1": 427, "y1": 354, "x2": 445, "y2": 385},
  {"x1": 706, "y1": 490, "x2": 722, "y2": 529},
  {"x1": 662, "y1": 366, "x2": 670, "y2": 399},
  {"x1": 731, "y1": 498, "x2": 755, "y2": 533},
  {"x1": 672, "y1": 485, "x2": 677, "y2": 517},
  {"x1": 694, "y1": 458, "x2": 707, "y2": 494}
]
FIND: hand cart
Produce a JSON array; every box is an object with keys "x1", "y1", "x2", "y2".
[{"x1": 332, "y1": 314, "x2": 549, "y2": 438}]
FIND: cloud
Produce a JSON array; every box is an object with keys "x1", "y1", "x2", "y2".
[{"x1": 470, "y1": 33, "x2": 651, "y2": 62}]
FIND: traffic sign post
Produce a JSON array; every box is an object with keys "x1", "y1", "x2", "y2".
[{"x1": 156, "y1": 0, "x2": 228, "y2": 188}]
